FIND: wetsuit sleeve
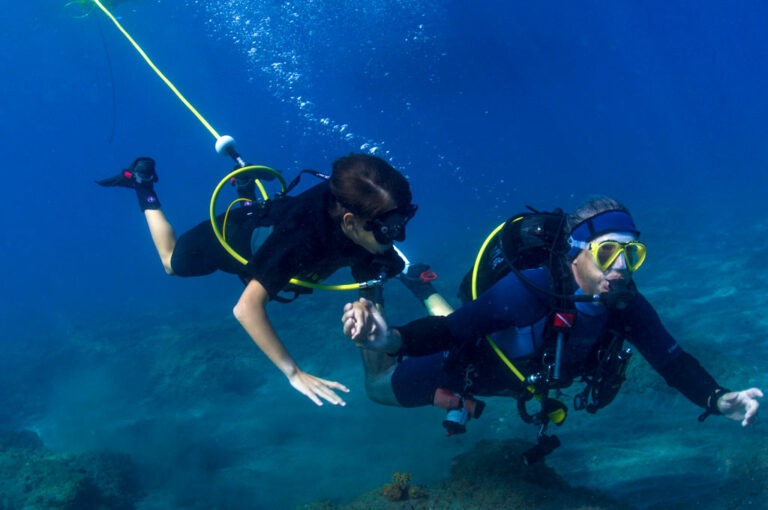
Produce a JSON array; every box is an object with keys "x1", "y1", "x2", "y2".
[
  {"x1": 446, "y1": 269, "x2": 551, "y2": 340},
  {"x1": 624, "y1": 294, "x2": 726, "y2": 411},
  {"x1": 395, "y1": 268, "x2": 550, "y2": 357},
  {"x1": 656, "y1": 351, "x2": 727, "y2": 412},
  {"x1": 396, "y1": 316, "x2": 455, "y2": 356}
]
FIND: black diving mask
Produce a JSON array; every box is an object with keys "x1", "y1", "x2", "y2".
[{"x1": 364, "y1": 204, "x2": 418, "y2": 245}]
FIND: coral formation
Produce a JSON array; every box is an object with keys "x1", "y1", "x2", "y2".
[
  {"x1": 380, "y1": 471, "x2": 428, "y2": 502},
  {"x1": 380, "y1": 471, "x2": 410, "y2": 501}
]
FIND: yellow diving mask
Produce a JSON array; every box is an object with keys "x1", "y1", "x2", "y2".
[{"x1": 588, "y1": 240, "x2": 646, "y2": 272}]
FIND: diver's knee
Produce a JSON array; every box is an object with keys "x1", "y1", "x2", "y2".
[{"x1": 364, "y1": 376, "x2": 400, "y2": 406}]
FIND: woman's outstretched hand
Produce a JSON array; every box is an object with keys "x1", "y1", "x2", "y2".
[{"x1": 287, "y1": 368, "x2": 349, "y2": 407}]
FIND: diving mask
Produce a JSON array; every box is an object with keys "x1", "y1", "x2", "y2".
[
  {"x1": 567, "y1": 210, "x2": 645, "y2": 271},
  {"x1": 570, "y1": 238, "x2": 646, "y2": 272},
  {"x1": 364, "y1": 204, "x2": 418, "y2": 245},
  {"x1": 588, "y1": 240, "x2": 646, "y2": 272}
]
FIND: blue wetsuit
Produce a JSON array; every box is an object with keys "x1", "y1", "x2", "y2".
[{"x1": 391, "y1": 268, "x2": 724, "y2": 414}]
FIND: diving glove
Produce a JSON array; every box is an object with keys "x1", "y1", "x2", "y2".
[{"x1": 96, "y1": 157, "x2": 161, "y2": 211}]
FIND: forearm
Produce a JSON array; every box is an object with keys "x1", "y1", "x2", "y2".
[
  {"x1": 657, "y1": 350, "x2": 727, "y2": 412},
  {"x1": 235, "y1": 281, "x2": 299, "y2": 378},
  {"x1": 239, "y1": 308, "x2": 298, "y2": 377}
]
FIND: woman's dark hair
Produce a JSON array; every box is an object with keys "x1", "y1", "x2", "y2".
[{"x1": 329, "y1": 153, "x2": 412, "y2": 220}]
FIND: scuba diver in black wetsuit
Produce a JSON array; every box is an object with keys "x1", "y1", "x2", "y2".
[
  {"x1": 342, "y1": 196, "x2": 762, "y2": 462},
  {"x1": 96, "y1": 153, "x2": 451, "y2": 407}
]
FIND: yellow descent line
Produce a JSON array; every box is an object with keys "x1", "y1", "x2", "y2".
[{"x1": 90, "y1": 0, "x2": 221, "y2": 140}]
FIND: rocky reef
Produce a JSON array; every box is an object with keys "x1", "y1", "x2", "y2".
[
  {"x1": 0, "y1": 429, "x2": 142, "y2": 509},
  {"x1": 301, "y1": 438, "x2": 633, "y2": 510}
]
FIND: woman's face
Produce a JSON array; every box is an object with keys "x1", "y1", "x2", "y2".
[
  {"x1": 341, "y1": 213, "x2": 392, "y2": 254},
  {"x1": 571, "y1": 232, "x2": 636, "y2": 296}
]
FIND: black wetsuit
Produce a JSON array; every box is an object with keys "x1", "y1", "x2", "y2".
[{"x1": 170, "y1": 181, "x2": 404, "y2": 299}]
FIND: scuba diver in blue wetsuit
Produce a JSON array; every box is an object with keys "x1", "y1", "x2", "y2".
[{"x1": 342, "y1": 196, "x2": 762, "y2": 463}]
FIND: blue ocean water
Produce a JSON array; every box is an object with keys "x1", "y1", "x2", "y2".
[{"x1": 2, "y1": 1, "x2": 766, "y2": 508}]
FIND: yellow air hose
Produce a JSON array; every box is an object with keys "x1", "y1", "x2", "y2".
[
  {"x1": 90, "y1": 0, "x2": 383, "y2": 291},
  {"x1": 470, "y1": 217, "x2": 567, "y2": 425},
  {"x1": 471, "y1": 221, "x2": 531, "y2": 386}
]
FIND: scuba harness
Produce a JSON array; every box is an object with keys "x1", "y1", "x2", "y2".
[
  {"x1": 457, "y1": 207, "x2": 635, "y2": 464},
  {"x1": 211, "y1": 157, "x2": 400, "y2": 300}
]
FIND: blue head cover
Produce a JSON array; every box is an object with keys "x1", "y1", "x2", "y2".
[{"x1": 567, "y1": 210, "x2": 640, "y2": 259}]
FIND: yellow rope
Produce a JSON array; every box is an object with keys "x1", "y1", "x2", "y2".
[
  {"x1": 92, "y1": 0, "x2": 379, "y2": 293},
  {"x1": 90, "y1": 0, "x2": 221, "y2": 140}
]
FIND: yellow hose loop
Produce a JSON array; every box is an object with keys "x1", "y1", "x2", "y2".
[
  {"x1": 470, "y1": 222, "x2": 506, "y2": 301},
  {"x1": 210, "y1": 166, "x2": 369, "y2": 291},
  {"x1": 210, "y1": 166, "x2": 286, "y2": 265},
  {"x1": 222, "y1": 198, "x2": 252, "y2": 240},
  {"x1": 90, "y1": 0, "x2": 221, "y2": 140},
  {"x1": 255, "y1": 180, "x2": 268, "y2": 201},
  {"x1": 471, "y1": 219, "x2": 534, "y2": 391}
]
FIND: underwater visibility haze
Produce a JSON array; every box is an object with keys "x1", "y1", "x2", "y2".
[{"x1": 1, "y1": 0, "x2": 767, "y2": 508}]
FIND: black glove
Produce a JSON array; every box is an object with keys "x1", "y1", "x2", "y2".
[{"x1": 398, "y1": 263, "x2": 438, "y2": 301}]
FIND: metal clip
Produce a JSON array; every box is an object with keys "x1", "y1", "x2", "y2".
[{"x1": 358, "y1": 278, "x2": 384, "y2": 289}]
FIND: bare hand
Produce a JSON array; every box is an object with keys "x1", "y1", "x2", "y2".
[
  {"x1": 342, "y1": 298, "x2": 377, "y2": 340},
  {"x1": 341, "y1": 298, "x2": 400, "y2": 354},
  {"x1": 287, "y1": 369, "x2": 349, "y2": 407},
  {"x1": 718, "y1": 387, "x2": 763, "y2": 426}
]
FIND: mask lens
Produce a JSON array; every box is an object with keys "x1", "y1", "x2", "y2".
[
  {"x1": 592, "y1": 240, "x2": 647, "y2": 272},
  {"x1": 371, "y1": 223, "x2": 401, "y2": 244},
  {"x1": 365, "y1": 204, "x2": 417, "y2": 245},
  {"x1": 595, "y1": 242, "x2": 621, "y2": 270},
  {"x1": 625, "y1": 242, "x2": 647, "y2": 271}
]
